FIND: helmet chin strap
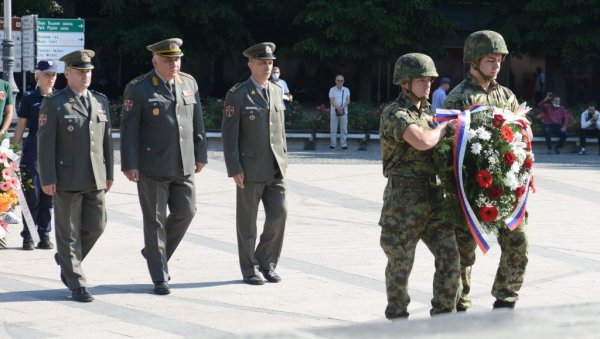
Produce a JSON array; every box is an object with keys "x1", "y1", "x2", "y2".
[
  {"x1": 471, "y1": 60, "x2": 497, "y2": 82},
  {"x1": 402, "y1": 79, "x2": 428, "y2": 104}
]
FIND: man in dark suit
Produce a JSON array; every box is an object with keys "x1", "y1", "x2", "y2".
[
  {"x1": 120, "y1": 38, "x2": 208, "y2": 295},
  {"x1": 37, "y1": 49, "x2": 114, "y2": 302},
  {"x1": 222, "y1": 42, "x2": 288, "y2": 285}
]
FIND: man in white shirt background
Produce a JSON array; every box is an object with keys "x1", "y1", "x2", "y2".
[
  {"x1": 578, "y1": 101, "x2": 600, "y2": 155},
  {"x1": 329, "y1": 75, "x2": 350, "y2": 150},
  {"x1": 271, "y1": 67, "x2": 292, "y2": 103}
]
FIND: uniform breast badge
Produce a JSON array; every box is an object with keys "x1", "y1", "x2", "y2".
[
  {"x1": 152, "y1": 107, "x2": 160, "y2": 116},
  {"x1": 249, "y1": 114, "x2": 256, "y2": 120},
  {"x1": 67, "y1": 124, "x2": 74, "y2": 132}
]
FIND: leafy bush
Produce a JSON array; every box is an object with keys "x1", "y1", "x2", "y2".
[
  {"x1": 203, "y1": 96, "x2": 225, "y2": 130},
  {"x1": 109, "y1": 101, "x2": 122, "y2": 128}
]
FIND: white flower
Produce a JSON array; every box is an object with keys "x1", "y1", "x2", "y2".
[
  {"x1": 476, "y1": 127, "x2": 491, "y2": 140},
  {"x1": 467, "y1": 129, "x2": 477, "y2": 140},
  {"x1": 511, "y1": 161, "x2": 521, "y2": 173},
  {"x1": 503, "y1": 172, "x2": 519, "y2": 190},
  {"x1": 471, "y1": 143, "x2": 482, "y2": 155}
]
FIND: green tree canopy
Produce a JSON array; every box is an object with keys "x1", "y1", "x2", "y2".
[
  {"x1": 89, "y1": 0, "x2": 251, "y2": 62},
  {"x1": 292, "y1": 0, "x2": 454, "y2": 62},
  {"x1": 494, "y1": 0, "x2": 600, "y2": 64},
  {"x1": 11, "y1": 0, "x2": 63, "y2": 16}
]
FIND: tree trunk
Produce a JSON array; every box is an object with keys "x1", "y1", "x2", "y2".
[
  {"x1": 358, "y1": 61, "x2": 372, "y2": 103},
  {"x1": 545, "y1": 56, "x2": 567, "y2": 104}
]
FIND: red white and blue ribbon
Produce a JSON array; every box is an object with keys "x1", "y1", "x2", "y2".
[{"x1": 435, "y1": 105, "x2": 531, "y2": 253}]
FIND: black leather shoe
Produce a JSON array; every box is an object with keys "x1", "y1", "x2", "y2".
[
  {"x1": 260, "y1": 270, "x2": 281, "y2": 283},
  {"x1": 341, "y1": 146, "x2": 348, "y2": 150},
  {"x1": 37, "y1": 237, "x2": 54, "y2": 249},
  {"x1": 154, "y1": 281, "x2": 171, "y2": 295},
  {"x1": 72, "y1": 287, "x2": 94, "y2": 302},
  {"x1": 493, "y1": 299, "x2": 515, "y2": 309},
  {"x1": 22, "y1": 237, "x2": 35, "y2": 250},
  {"x1": 456, "y1": 305, "x2": 468, "y2": 312},
  {"x1": 243, "y1": 274, "x2": 265, "y2": 285}
]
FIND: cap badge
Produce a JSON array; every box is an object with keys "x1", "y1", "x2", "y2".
[
  {"x1": 81, "y1": 53, "x2": 91, "y2": 63},
  {"x1": 265, "y1": 46, "x2": 272, "y2": 54}
]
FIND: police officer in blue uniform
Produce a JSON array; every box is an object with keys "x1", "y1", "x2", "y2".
[{"x1": 13, "y1": 60, "x2": 57, "y2": 250}]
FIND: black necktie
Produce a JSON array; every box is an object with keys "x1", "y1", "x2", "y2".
[
  {"x1": 168, "y1": 82, "x2": 175, "y2": 96},
  {"x1": 81, "y1": 95, "x2": 90, "y2": 113},
  {"x1": 262, "y1": 87, "x2": 269, "y2": 104}
]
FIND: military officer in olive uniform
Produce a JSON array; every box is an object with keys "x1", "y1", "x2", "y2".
[
  {"x1": 37, "y1": 49, "x2": 114, "y2": 303},
  {"x1": 120, "y1": 38, "x2": 207, "y2": 295},
  {"x1": 222, "y1": 42, "x2": 288, "y2": 285}
]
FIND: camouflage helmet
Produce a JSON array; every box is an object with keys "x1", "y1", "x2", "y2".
[
  {"x1": 463, "y1": 30, "x2": 509, "y2": 63},
  {"x1": 393, "y1": 53, "x2": 438, "y2": 85}
]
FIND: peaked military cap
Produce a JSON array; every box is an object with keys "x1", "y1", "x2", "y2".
[
  {"x1": 36, "y1": 60, "x2": 58, "y2": 73},
  {"x1": 59, "y1": 49, "x2": 95, "y2": 70},
  {"x1": 147, "y1": 38, "x2": 184, "y2": 57},
  {"x1": 243, "y1": 42, "x2": 276, "y2": 60}
]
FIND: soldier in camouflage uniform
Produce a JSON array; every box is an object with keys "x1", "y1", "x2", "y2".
[
  {"x1": 379, "y1": 53, "x2": 460, "y2": 319},
  {"x1": 443, "y1": 30, "x2": 529, "y2": 310}
]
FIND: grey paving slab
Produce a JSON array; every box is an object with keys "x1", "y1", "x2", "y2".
[{"x1": 1, "y1": 140, "x2": 599, "y2": 338}]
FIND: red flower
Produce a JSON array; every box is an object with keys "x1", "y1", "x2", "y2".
[
  {"x1": 503, "y1": 151, "x2": 516, "y2": 166},
  {"x1": 515, "y1": 186, "x2": 526, "y2": 198},
  {"x1": 488, "y1": 185, "x2": 504, "y2": 200},
  {"x1": 523, "y1": 157, "x2": 533, "y2": 170},
  {"x1": 476, "y1": 169, "x2": 493, "y2": 188},
  {"x1": 501, "y1": 125, "x2": 514, "y2": 142},
  {"x1": 479, "y1": 205, "x2": 499, "y2": 223},
  {"x1": 492, "y1": 114, "x2": 505, "y2": 128}
]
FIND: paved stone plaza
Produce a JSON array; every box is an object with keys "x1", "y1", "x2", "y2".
[{"x1": 1, "y1": 139, "x2": 599, "y2": 338}]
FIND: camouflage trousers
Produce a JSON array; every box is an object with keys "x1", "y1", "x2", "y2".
[
  {"x1": 456, "y1": 217, "x2": 528, "y2": 309},
  {"x1": 379, "y1": 177, "x2": 460, "y2": 318}
]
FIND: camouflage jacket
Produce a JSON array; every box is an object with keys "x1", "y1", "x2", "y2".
[
  {"x1": 379, "y1": 93, "x2": 437, "y2": 178},
  {"x1": 443, "y1": 74, "x2": 518, "y2": 111}
]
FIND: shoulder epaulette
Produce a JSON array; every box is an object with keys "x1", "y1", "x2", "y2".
[
  {"x1": 179, "y1": 71, "x2": 195, "y2": 80},
  {"x1": 90, "y1": 89, "x2": 108, "y2": 99},
  {"x1": 45, "y1": 89, "x2": 64, "y2": 100},
  {"x1": 129, "y1": 73, "x2": 151, "y2": 86},
  {"x1": 229, "y1": 82, "x2": 243, "y2": 93}
]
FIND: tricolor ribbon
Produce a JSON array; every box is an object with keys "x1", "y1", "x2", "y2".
[
  {"x1": 0, "y1": 137, "x2": 40, "y2": 244},
  {"x1": 435, "y1": 105, "x2": 532, "y2": 253}
]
